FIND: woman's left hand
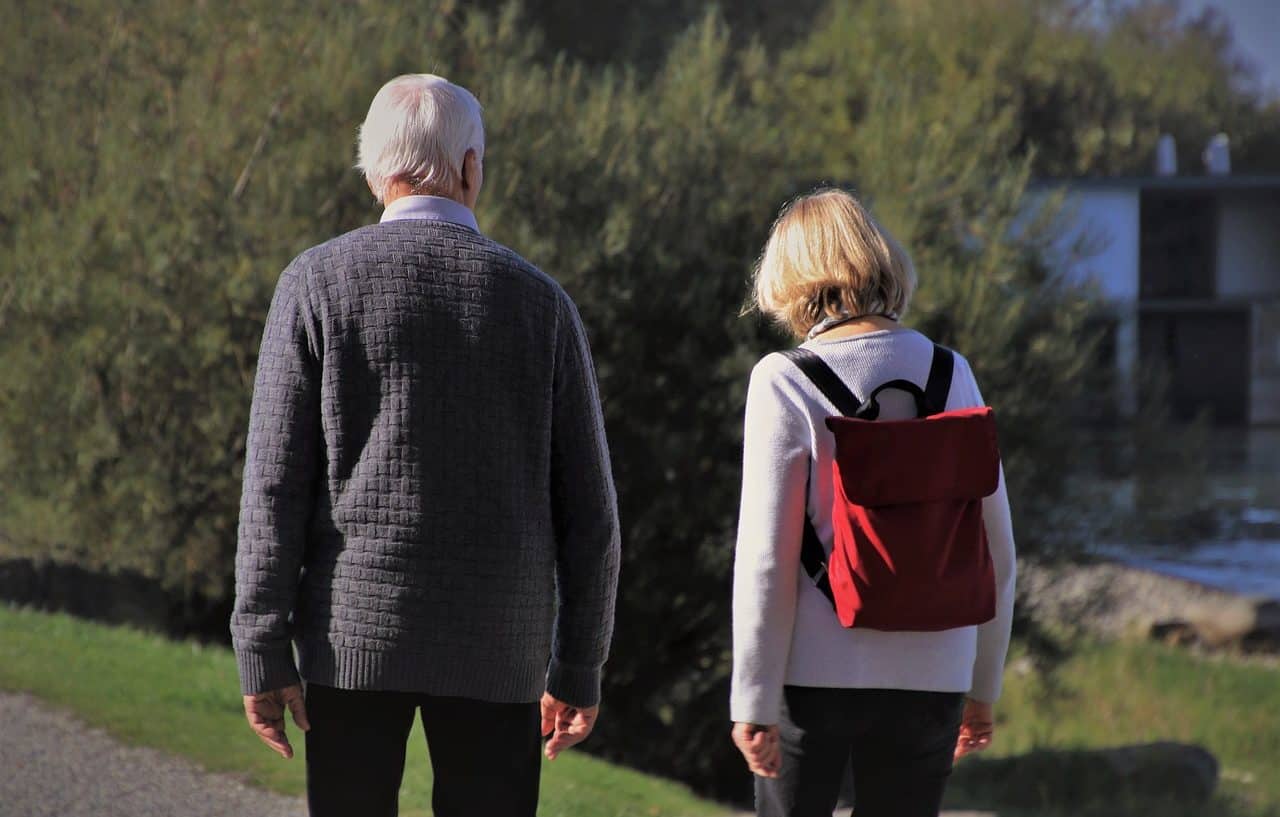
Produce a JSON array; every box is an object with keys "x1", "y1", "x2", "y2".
[
  {"x1": 731, "y1": 722, "x2": 781, "y2": 778},
  {"x1": 953, "y1": 698, "x2": 995, "y2": 760}
]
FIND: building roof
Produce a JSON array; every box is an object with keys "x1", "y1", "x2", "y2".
[{"x1": 1030, "y1": 174, "x2": 1280, "y2": 193}]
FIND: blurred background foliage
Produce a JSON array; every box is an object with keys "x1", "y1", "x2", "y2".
[{"x1": 3, "y1": 0, "x2": 1278, "y2": 798}]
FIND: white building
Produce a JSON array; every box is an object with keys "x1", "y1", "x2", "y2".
[{"x1": 1038, "y1": 175, "x2": 1280, "y2": 426}]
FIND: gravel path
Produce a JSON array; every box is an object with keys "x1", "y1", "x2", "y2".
[{"x1": 0, "y1": 692, "x2": 305, "y2": 817}]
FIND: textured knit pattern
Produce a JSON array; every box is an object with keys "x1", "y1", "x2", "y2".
[
  {"x1": 730, "y1": 328, "x2": 1017, "y2": 725},
  {"x1": 232, "y1": 219, "x2": 621, "y2": 708}
]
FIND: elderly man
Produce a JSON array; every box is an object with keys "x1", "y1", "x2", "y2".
[{"x1": 231, "y1": 74, "x2": 621, "y2": 817}]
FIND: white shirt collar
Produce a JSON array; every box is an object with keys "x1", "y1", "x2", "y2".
[{"x1": 379, "y1": 195, "x2": 480, "y2": 233}]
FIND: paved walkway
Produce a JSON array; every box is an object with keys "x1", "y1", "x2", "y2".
[{"x1": 0, "y1": 692, "x2": 305, "y2": 817}]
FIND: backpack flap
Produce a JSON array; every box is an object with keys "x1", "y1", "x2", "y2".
[{"x1": 824, "y1": 407, "x2": 999, "y2": 507}]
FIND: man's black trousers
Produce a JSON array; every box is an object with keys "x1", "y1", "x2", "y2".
[{"x1": 304, "y1": 683, "x2": 542, "y2": 817}]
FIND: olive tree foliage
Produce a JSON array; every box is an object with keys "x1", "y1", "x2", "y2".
[
  {"x1": 478, "y1": 0, "x2": 1280, "y2": 174},
  {"x1": 4, "y1": 1, "x2": 270, "y2": 583},
  {"x1": 466, "y1": 0, "x2": 830, "y2": 68},
  {"x1": 1022, "y1": 0, "x2": 1280, "y2": 177}
]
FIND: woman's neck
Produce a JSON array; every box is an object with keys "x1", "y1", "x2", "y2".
[{"x1": 810, "y1": 314, "x2": 900, "y2": 342}]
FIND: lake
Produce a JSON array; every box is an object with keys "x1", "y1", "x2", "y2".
[
  {"x1": 1092, "y1": 430, "x2": 1280, "y2": 599},
  {"x1": 1096, "y1": 537, "x2": 1280, "y2": 599}
]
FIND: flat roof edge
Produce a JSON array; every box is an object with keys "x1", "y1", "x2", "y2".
[{"x1": 1029, "y1": 175, "x2": 1280, "y2": 193}]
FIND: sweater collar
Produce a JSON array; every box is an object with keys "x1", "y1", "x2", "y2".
[{"x1": 380, "y1": 195, "x2": 480, "y2": 234}]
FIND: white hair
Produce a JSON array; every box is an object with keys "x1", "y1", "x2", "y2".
[{"x1": 356, "y1": 74, "x2": 485, "y2": 203}]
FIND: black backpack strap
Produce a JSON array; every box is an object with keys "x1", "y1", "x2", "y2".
[
  {"x1": 779, "y1": 347, "x2": 851, "y2": 608},
  {"x1": 801, "y1": 515, "x2": 836, "y2": 607},
  {"x1": 923, "y1": 344, "x2": 955, "y2": 415},
  {"x1": 778, "y1": 348, "x2": 863, "y2": 417},
  {"x1": 856, "y1": 379, "x2": 927, "y2": 420}
]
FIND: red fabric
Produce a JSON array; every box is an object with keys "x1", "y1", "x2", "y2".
[{"x1": 822, "y1": 407, "x2": 999, "y2": 631}]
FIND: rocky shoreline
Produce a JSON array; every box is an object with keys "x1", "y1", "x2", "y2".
[{"x1": 1019, "y1": 556, "x2": 1280, "y2": 652}]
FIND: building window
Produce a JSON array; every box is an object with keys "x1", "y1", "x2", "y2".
[{"x1": 1140, "y1": 192, "x2": 1217, "y2": 300}]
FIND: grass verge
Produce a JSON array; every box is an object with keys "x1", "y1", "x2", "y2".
[
  {"x1": 0, "y1": 605, "x2": 727, "y2": 817},
  {"x1": 947, "y1": 640, "x2": 1280, "y2": 816},
  {"x1": 5, "y1": 604, "x2": 1279, "y2": 816}
]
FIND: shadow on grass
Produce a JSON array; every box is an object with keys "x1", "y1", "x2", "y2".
[{"x1": 943, "y1": 744, "x2": 1272, "y2": 817}]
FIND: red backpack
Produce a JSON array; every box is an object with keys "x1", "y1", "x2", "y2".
[{"x1": 781, "y1": 344, "x2": 999, "y2": 631}]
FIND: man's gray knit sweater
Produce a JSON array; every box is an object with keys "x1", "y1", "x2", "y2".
[{"x1": 231, "y1": 219, "x2": 621, "y2": 708}]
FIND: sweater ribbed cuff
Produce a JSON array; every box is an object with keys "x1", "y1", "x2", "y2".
[
  {"x1": 968, "y1": 672, "x2": 1002, "y2": 704},
  {"x1": 546, "y1": 659, "x2": 602, "y2": 709},
  {"x1": 235, "y1": 645, "x2": 300, "y2": 695},
  {"x1": 729, "y1": 686, "x2": 781, "y2": 726}
]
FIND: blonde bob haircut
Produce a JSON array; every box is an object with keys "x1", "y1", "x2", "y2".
[{"x1": 751, "y1": 188, "x2": 916, "y2": 339}]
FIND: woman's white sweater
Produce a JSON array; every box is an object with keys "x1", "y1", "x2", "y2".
[{"x1": 730, "y1": 327, "x2": 1017, "y2": 725}]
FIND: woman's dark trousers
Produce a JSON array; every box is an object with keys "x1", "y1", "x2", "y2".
[
  {"x1": 304, "y1": 683, "x2": 542, "y2": 817},
  {"x1": 755, "y1": 686, "x2": 965, "y2": 817}
]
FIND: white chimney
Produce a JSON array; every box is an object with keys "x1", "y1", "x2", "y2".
[
  {"x1": 1155, "y1": 134, "x2": 1177, "y2": 176},
  {"x1": 1203, "y1": 133, "x2": 1231, "y2": 175}
]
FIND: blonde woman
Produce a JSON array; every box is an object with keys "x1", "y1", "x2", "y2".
[{"x1": 729, "y1": 189, "x2": 1017, "y2": 817}]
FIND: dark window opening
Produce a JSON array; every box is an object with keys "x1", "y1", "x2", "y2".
[
  {"x1": 1140, "y1": 192, "x2": 1217, "y2": 300},
  {"x1": 1138, "y1": 307, "x2": 1250, "y2": 426}
]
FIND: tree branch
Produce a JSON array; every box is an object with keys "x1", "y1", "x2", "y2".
[{"x1": 231, "y1": 94, "x2": 286, "y2": 202}]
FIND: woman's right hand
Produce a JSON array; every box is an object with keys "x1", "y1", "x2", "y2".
[
  {"x1": 953, "y1": 698, "x2": 995, "y2": 760},
  {"x1": 731, "y1": 722, "x2": 781, "y2": 778}
]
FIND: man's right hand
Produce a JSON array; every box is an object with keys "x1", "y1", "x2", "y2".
[
  {"x1": 540, "y1": 692, "x2": 599, "y2": 760},
  {"x1": 243, "y1": 684, "x2": 310, "y2": 759}
]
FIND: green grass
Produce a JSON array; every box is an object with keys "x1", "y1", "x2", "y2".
[
  {"x1": 0, "y1": 605, "x2": 727, "y2": 817},
  {"x1": 946, "y1": 640, "x2": 1280, "y2": 817},
  {"x1": 6, "y1": 604, "x2": 1280, "y2": 817}
]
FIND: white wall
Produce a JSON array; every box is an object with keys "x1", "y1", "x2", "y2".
[
  {"x1": 1217, "y1": 193, "x2": 1280, "y2": 299},
  {"x1": 1253, "y1": 301, "x2": 1280, "y2": 425},
  {"x1": 1049, "y1": 189, "x2": 1142, "y2": 415},
  {"x1": 1053, "y1": 189, "x2": 1142, "y2": 302}
]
